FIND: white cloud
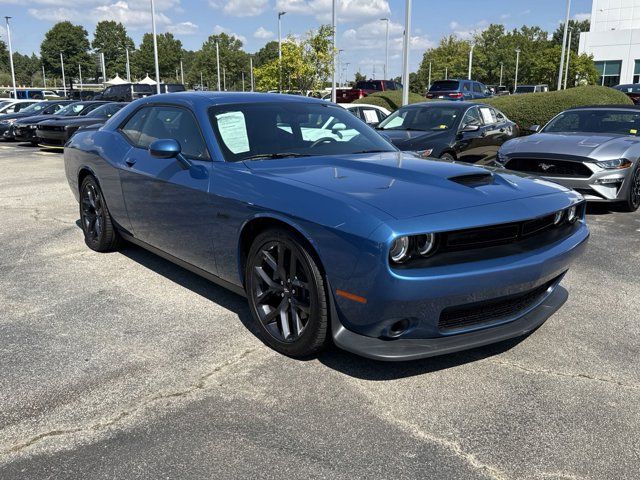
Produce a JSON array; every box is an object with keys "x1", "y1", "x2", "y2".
[
  {"x1": 209, "y1": 0, "x2": 269, "y2": 17},
  {"x1": 449, "y1": 19, "x2": 488, "y2": 40},
  {"x1": 167, "y1": 21, "x2": 198, "y2": 35},
  {"x1": 213, "y1": 25, "x2": 248, "y2": 44},
  {"x1": 573, "y1": 12, "x2": 591, "y2": 22},
  {"x1": 254, "y1": 26, "x2": 274, "y2": 39},
  {"x1": 341, "y1": 20, "x2": 433, "y2": 54},
  {"x1": 276, "y1": 0, "x2": 390, "y2": 22}
]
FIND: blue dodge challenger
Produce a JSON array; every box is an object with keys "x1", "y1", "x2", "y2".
[{"x1": 64, "y1": 93, "x2": 589, "y2": 361}]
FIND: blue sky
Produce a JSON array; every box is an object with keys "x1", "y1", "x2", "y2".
[{"x1": 0, "y1": 0, "x2": 592, "y2": 78}]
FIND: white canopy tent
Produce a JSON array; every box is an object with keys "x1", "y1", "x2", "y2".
[
  {"x1": 105, "y1": 74, "x2": 127, "y2": 85},
  {"x1": 138, "y1": 74, "x2": 157, "y2": 85}
]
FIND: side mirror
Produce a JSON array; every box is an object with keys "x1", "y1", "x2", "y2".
[
  {"x1": 331, "y1": 122, "x2": 347, "y2": 132},
  {"x1": 150, "y1": 138, "x2": 181, "y2": 158},
  {"x1": 149, "y1": 138, "x2": 191, "y2": 169},
  {"x1": 462, "y1": 124, "x2": 480, "y2": 132},
  {"x1": 528, "y1": 125, "x2": 541, "y2": 133}
]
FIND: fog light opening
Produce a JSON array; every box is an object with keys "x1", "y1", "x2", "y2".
[{"x1": 387, "y1": 319, "x2": 411, "y2": 339}]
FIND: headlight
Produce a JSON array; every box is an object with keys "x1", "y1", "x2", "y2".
[
  {"x1": 415, "y1": 149, "x2": 433, "y2": 158},
  {"x1": 566, "y1": 205, "x2": 578, "y2": 223},
  {"x1": 29, "y1": 124, "x2": 37, "y2": 129},
  {"x1": 553, "y1": 210, "x2": 564, "y2": 225},
  {"x1": 416, "y1": 233, "x2": 437, "y2": 257},
  {"x1": 389, "y1": 236, "x2": 410, "y2": 263},
  {"x1": 496, "y1": 150, "x2": 508, "y2": 164},
  {"x1": 596, "y1": 159, "x2": 632, "y2": 169}
]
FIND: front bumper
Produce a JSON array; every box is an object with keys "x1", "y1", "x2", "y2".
[
  {"x1": 332, "y1": 285, "x2": 568, "y2": 361},
  {"x1": 37, "y1": 128, "x2": 68, "y2": 149},
  {"x1": 14, "y1": 125, "x2": 38, "y2": 143},
  {"x1": 0, "y1": 123, "x2": 12, "y2": 139}
]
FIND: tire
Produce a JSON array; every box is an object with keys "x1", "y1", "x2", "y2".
[
  {"x1": 79, "y1": 175, "x2": 122, "y2": 252},
  {"x1": 620, "y1": 163, "x2": 640, "y2": 212},
  {"x1": 440, "y1": 152, "x2": 455, "y2": 162},
  {"x1": 245, "y1": 228, "x2": 329, "y2": 358}
]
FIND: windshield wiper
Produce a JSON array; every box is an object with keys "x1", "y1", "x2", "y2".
[
  {"x1": 350, "y1": 149, "x2": 393, "y2": 154},
  {"x1": 379, "y1": 127, "x2": 427, "y2": 131},
  {"x1": 242, "y1": 152, "x2": 312, "y2": 161}
]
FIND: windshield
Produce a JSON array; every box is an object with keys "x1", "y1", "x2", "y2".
[
  {"x1": 429, "y1": 81, "x2": 460, "y2": 92},
  {"x1": 209, "y1": 102, "x2": 396, "y2": 162},
  {"x1": 377, "y1": 106, "x2": 461, "y2": 131},
  {"x1": 18, "y1": 103, "x2": 48, "y2": 114},
  {"x1": 56, "y1": 102, "x2": 90, "y2": 116},
  {"x1": 543, "y1": 109, "x2": 640, "y2": 136},
  {"x1": 89, "y1": 103, "x2": 124, "y2": 118},
  {"x1": 515, "y1": 86, "x2": 535, "y2": 93}
]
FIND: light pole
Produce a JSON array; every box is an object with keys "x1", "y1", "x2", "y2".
[
  {"x1": 557, "y1": 0, "x2": 571, "y2": 90},
  {"x1": 468, "y1": 43, "x2": 475, "y2": 80},
  {"x1": 216, "y1": 41, "x2": 221, "y2": 91},
  {"x1": 150, "y1": 0, "x2": 161, "y2": 94},
  {"x1": 223, "y1": 66, "x2": 226, "y2": 91},
  {"x1": 100, "y1": 52, "x2": 106, "y2": 84},
  {"x1": 200, "y1": 71, "x2": 203, "y2": 91},
  {"x1": 564, "y1": 28, "x2": 574, "y2": 89},
  {"x1": 445, "y1": 67, "x2": 448, "y2": 80},
  {"x1": 126, "y1": 48, "x2": 131, "y2": 82},
  {"x1": 401, "y1": 0, "x2": 412, "y2": 106},
  {"x1": 428, "y1": 61, "x2": 432, "y2": 90},
  {"x1": 331, "y1": 0, "x2": 337, "y2": 103},
  {"x1": 78, "y1": 64, "x2": 83, "y2": 90},
  {"x1": 42, "y1": 65, "x2": 47, "y2": 88},
  {"x1": 180, "y1": 60, "x2": 184, "y2": 85},
  {"x1": 499, "y1": 62, "x2": 504, "y2": 86},
  {"x1": 337, "y1": 49, "x2": 344, "y2": 87},
  {"x1": 250, "y1": 56, "x2": 254, "y2": 92},
  {"x1": 278, "y1": 10, "x2": 286, "y2": 93},
  {"x1": 514, "y1": 47, "x2": 521, "y2": 92},
  {"x1": 4, "y1": 17, "x2": 17, "y2": 99},
  {"x1": 60, "y1": 52, "x2": 67, "y2": 96},
  {"x1": 242, "y1": 71, "x2": 245, "y2": 92},
  {"x1": 380, "y1": 18, "x2": 389, "y2": 80},
  {"x1": 344, "y1": 62, "x2": 350, "y2": 87}
]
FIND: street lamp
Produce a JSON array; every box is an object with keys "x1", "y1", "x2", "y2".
[
  {"x1": 250, "y1": 56, "x2": 254, "y2": 92},
  {"x1": 180, "y1": 60, "x2": 184, "y2": 85},
  {"x1": 499, "y1": 62, "x2": 504, "y2": 86},
  {"x1": 380, "y1": 18, "x2": 389, "y2": 80},
  {"x1": 564, "y1": 28, "x2": 577, "y2": 89},
  {"x1": 331, "y1": 0, "x2": 337, "y2": 103},
  {"x1": 557, "y1": 0, "x2": 572, "y2": 90},
  {"x1": 427, "y1": 60, "x2": 432, "y2": 90},
  {"x1": 278, "y1": 11, "x2": 286, "y2": 93},
  {"x1": 514, "y1": 47, "x2": 521, "y2": 92},
  {"x1": 78, "y1": 64, "x2": 83, "y2": 90},
  {"x1": 401, "y1": 0, "x2": 412, "y2": 106},
  {"x1": 468, "y1": 43, "x2": 475, "y2": 80},
  {"x1": 126, "y1": 48, "x2": 131, "y2": 82},
  {"x1": 4, "y1": 17, "x2": 17, "y2": 99},
  {"x1": 337, "y1": 49, "x2": 344, "y2": 87},
  {"x1": 60, "y1": 52, "x2": 66, "y2": 97},
  {"x1": 344, "y1": 62, "x2": 350, "y2": 87},
  {"x1": 216, "y1": 41, "x2": 221, "y2": 91},
  {"x1": 150, "y1": 0, "x2": 161, "y2": 94}
]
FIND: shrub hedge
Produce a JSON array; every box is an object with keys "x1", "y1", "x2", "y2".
[
  {"x1": 478, "y1": 85, "x2": 633, "y2": 129},
  {"x1": 352, "y1": 90, "x2": 427, "y2": 111}
]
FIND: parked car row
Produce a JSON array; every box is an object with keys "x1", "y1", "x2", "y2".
[{"x1": 0, "y1": 99, "x2": 126, "y2": 148}]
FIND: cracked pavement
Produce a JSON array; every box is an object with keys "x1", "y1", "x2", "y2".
[{"x1": 0, "y1": 144, "x2": 639, "y2": 479}]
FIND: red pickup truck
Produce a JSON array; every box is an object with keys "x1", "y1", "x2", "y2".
[{"x1": 336, "y1": 80, "x2": 403, "y2": 103}]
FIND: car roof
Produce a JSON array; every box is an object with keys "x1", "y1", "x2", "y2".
[
  {"x1": 566, "y1": 104, "x2": 640, "y2": 111},
  {"x1": 400, "y1": 101, "x2": 485, "y2": 109},
  {"x1": 133, "y1": 91, "x2": 332, "y2": 107}
]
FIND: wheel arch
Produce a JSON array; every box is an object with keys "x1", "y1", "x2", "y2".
[
  {"x1": 237, "y1": 214, "x2": 326, "y2": 288},
  {"x1": 77, "y1": 165, "x2": 99, "y2": 192}
]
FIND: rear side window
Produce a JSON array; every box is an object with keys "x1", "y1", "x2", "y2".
[
  {"x1": 462, "y1": 83, "x2": 470, "y2": 92},
  {"x1": 429, "y1": 81, "x2": 460, "y2": 92},
  {"x1": 462, "y1": 107, "x2": 483, "y2": 127},
  {"x1": 120, "y1": 106, "x2": 210, "y2": 159},
  {"x1": 473, "y1": 83, "x2": 483, "y2": 93}
]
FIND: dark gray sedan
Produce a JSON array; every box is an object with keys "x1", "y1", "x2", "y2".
[{"x1": 498, "y1": 105, "x2": 640, "y2": 211}]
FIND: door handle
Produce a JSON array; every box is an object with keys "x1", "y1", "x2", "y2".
[{"x1": 125, "y1": 158, "x2": 137, "y2": 167}]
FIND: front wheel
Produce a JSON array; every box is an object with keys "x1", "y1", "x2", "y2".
[
  {"x1": 245, "y1": 228, "x2": 329, "y2": 358},
  {"x1": 79, "y1": 176, "x2": 122, "y2": 251},
  {"x1": 621, "y1": 163, "x2": 640, "y2": 212}
]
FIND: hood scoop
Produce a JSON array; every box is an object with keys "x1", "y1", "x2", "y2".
[{"x1": 448, "y1": 172, "x2": 495, "y2": 187}]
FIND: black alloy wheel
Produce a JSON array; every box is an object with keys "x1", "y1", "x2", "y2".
[
  {"x1": 622, "y1": 163, "x2": 640, "y2": 212},
  {"x1": 246, "y1": 229, "x2": 328, "y2": 357},
  {"x1": 79, "y1": 176, "x2": 121, "y2": 252}
]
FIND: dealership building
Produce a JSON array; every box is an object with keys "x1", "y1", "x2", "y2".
[{"x1": 579, "y1": 0, "x2": 640, "y2": 86}]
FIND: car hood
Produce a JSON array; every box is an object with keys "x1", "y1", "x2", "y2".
[
  {"x1": 377, "y1": 128, "x2": 452, "y2": 149},
  {"x1": 244, "y1": 152, "x2": 569, "y2": 220},
  {"x1": 15, "y1": 115, "x2": 56, "y2": 126},
  {"x1": 0, "y1": 112, "x2": 33, "y2": 122},
  {"x1": 501, "y1": 132, "x2": 639, "y2": 160},
  {"x1": 55, "y1": 117, "x2": 106, "y2": 127}
]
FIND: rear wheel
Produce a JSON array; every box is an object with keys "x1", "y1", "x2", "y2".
[
  {"x1": 245, "y1": 228, "x2": 329, "y2": 358},
  {"x1": 621, "y1": 163, "x2": 640, "y2": 212},
  {"x1": 79, "y1": 175, "x2": 122, "y2": 252}
]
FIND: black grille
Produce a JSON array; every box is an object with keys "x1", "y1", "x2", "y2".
[
  {"x1": 438, "y1": 277, "x2": 560, "y2": 331},
  {"x1": 505, "y1": 157, "x2": 593, "y2": 178},
  {"x1": 38, "y1": 125, "x2": 64, "y2": 132}
]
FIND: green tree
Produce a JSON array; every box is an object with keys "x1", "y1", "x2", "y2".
[
  {"x1": 551, "y1": 19, "x2": 590, "y2": 53},
  {"x1": 253, "y1": 40, "x2": 279, "y2": 68},
  {"x1": 40, "y1": 22, "x2": 92, "y2": 87},
  {"x1": 92, "y1": 21, "x2": 135, "y2": 80},
  {"x1": 186, "y1": 32, "x2": 249, "y2": 91},
  {"x1": 132, "y1": 32, "x2": 182, "y2": 81},
  {"x1": 354, "y1": 71, "x2": 366, "y2": 83},
  {"x1": 0, "y1": 40, "x2": 8, "y2": 74},
  {"x1": 416, "y1": 35, "x2": 471, "y2": 87},
  {"x1": 13, "y1": 53, "x2": 42, "y2": 85},
  {"x1": 254, "y1": 25, "x2": 334, "y2": 92}
]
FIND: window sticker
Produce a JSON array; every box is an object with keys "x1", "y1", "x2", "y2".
[
  {"x1": 216, "y1": 111, "x2": 250, "y2": 154},
  {"x1": 479, "y1": 107, "x2": 495, "y2": 124},
  {"x1": 363, "y1": 109, "x2": 378, "y2": 123}
]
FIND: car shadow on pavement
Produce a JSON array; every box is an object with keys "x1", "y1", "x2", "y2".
[
  {"x1": 317, "y1": 336, "x2": 528, "y2": 381},
  {"x1": 585, "y1": 203, "x2": 623, "y2": 215}
]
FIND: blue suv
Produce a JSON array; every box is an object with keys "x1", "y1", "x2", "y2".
[{"x1": 426, "y1": 79, "x2": 492, "y2": 101}]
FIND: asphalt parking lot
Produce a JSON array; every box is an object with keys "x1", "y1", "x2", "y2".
[{"x1": 0, "y1": 144, "x2": 638, "y2": 480}]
